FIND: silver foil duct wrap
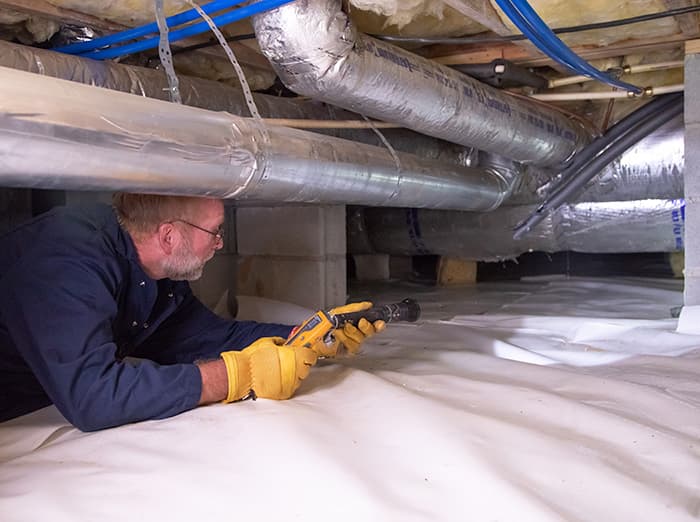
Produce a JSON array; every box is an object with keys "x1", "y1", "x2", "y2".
[
  {"x1": 0, "y1": 66, "x2": 510, "y2": 210},
  {"x1": 351, "y1": 199, "x2": 685, "y2": 260},
  {"x1": 0, "y1": 41, "x2": 683, "y2": 207},
  {"x1": 576, "y1": 116, "x2": 684, "y2": 203},
  {"x1": 506, "y1": 116, "x2": 685, "y2": 205},
  {"x1": 0, "y1": 40, "x2": 474, "y2": 169},
  {"x1": 253, "y1": 0, "x2": 590, "y2": 166}
]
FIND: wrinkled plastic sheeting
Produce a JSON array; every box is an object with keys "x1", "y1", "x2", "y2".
[{"x1": 1, "y1": 277, "x2": 699, "y2": 522}]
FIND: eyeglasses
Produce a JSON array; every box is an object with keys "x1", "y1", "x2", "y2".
[{"x1": 173, "y1": 219, "x2": 224, "y2": 243}]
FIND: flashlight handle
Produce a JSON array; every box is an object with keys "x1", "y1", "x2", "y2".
[{"x1": 332, "y1": 298, "x2": 420, "y2": 327}]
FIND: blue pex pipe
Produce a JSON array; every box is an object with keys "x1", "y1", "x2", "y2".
[
  {"x1": 55, "y1": 0, "x2": 246, "y2": 55},
  {"x1": 494, "y1": 0, "x2": 580, "y2": 72},
  {"x1": 79, "y1": 0, "x2": 295, "y2": 60},
  {"x1": 496, "y1": 0, "x2": 643, "y2": 94}
]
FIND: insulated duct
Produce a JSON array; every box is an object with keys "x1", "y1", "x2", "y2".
[
  {"x1": 575, "y1": 115, "x2": 684, "y2": 202},
  {"x1": 0, "y1": 40, "x2": 471, "y2": 168},
  {"x1": 0, "y1": 66, "x2": 510, "y2": 210},
  {"x1": 253, "y1": 0, "x2": 590, "y2": 166},
  {"x1": 509, "y1": 115, "x2": 685, "y2": 205},
  {"x1": 0, "y1": 41, "x2": 682, "y2": 207},
  {"x1": 349, "y1": 199, "x2": 685, "y2": 261}
]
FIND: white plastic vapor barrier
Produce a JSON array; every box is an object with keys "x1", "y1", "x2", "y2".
[{"x1": 1, "y1": 277, "x2": 699, "y2": 521}]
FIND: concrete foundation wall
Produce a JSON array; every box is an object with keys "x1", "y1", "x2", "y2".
[{"x1": 236, "y1": 205, "x2": 347, "y2": 310}]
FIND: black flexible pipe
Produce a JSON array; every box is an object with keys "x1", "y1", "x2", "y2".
[
  {"x1": 555, "y1": 93, "x2": 682, "y2": 180},
  {"x1": 513, "y1": 93, "x2": 684, "y2": 239}
]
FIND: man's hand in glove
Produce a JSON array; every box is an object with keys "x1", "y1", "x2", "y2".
[
  {"x1": 220, "y1": 337, "x2": 317, "y2": 403},
  {"x1": 315, "y1": 301, "x2": 386, "y2": 358}
]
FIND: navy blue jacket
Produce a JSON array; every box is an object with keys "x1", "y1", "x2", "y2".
[{"x1": 0, "y1": 204, "x2": 292, "y2": 431}]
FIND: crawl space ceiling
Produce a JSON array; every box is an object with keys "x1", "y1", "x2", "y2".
[{"x1": 0, "y1": 0, "x2": 695, "y2": 129}]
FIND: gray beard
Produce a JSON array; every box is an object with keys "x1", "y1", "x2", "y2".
[{"x1": 162, "y1": 239, "x2": 206, "y2": 281}]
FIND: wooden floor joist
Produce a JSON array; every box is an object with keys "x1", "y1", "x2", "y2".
[{"x1": 425, "y1": 33, "x2": 691, "y2": 67}]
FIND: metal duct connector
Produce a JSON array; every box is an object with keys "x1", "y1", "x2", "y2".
[
  {"x1": 0, "y1": 66, "x2": 509, "y2": 210},
  {"x1": 349, "y1": 199, "x2": 685, "y2": 261},
  {"x1": 253, "y1": 0, "x2": 590, "y2": 166}
]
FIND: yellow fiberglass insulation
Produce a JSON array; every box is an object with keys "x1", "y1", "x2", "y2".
[
  {"x1": 489, "y1": 0, "x2": 680, "y2": 47},
  {"x1": 349, "y1": 0, "x2": 448, "y2": 29},
  {"x1": 349, "y1": 2, "x2": 484, "y2": 37},
  {"x1": 0, "y1": 8, "x2": 59, "y2": 43},
  {"x1": 45, "y1": 0, "x2": 190, "y2": 26}
]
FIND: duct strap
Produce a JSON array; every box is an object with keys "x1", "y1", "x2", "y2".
[{"x1": 155, "y1": 0, "x2": 182, "y2": 104}]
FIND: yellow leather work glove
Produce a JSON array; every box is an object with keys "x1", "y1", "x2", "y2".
[
  {"x1": 315, "y1": 301, "x2": 386, "y2": 358},
  {"x1": 220, "y1": 337, "x2": 318, "y2": 403}
]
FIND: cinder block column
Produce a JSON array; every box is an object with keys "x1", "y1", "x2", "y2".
[
  {"x1": 678, "y1": 40, "x2": 700, "y2": 332},
  {"x1": 353, "y1": 254, "x2": 390, "y2": 281},
  {"x1": 684, "y1": 41, "x2": 700, "y2": 305},
  {"x1": 236, "y1": 205, "x2": 346, "y2": 310}
]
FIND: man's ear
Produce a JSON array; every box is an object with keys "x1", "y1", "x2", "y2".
[{"x1": 157, "y1": 222, "x2": 177, "y2": 255}]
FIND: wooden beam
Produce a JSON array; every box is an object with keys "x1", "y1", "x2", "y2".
[
  {"x1": 663, "y1": 1, "x2": 700, "y2": 38},
  {"x1": 0, "y1": 0, "x2": 125, "y2": 32},
  {"x1": 439, "y1": 1, "x2": 557, "y2": 71},
  {"x1": 427, "y1": 34, "x2": 690, "y2": 67},
  {"x1": 686, "y1": 38, "x2": 700, "y2": 53}
]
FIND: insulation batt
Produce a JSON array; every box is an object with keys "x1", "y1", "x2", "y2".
[
  {"x1": 45, "y1": 0, "x2": 190, "y2": 25},
  {"x1": 350, "y1": 0, "x2": 448, "y2": 28},
  {"x1": 490, "y1": 0, "x2": 679, "y2": 46}
]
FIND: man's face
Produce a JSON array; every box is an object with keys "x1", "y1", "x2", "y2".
[{"x1": 163, "y1": 199, "x2": 225, "y2": 281}]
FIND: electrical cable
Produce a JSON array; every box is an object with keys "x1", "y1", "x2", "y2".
[
  {"x1": 496, "y1": 0, "x2": 643, "y2": 94},
  {"x1": 376, "y1": 5, "x2": 700, "y2": 45},
  {"x1": 54, "y1": 0, "x2": 245, "y2": 54},
  {"x1": 513, "y1": 93, "x2": 683, "y2": 239},
  {"x1": 79, "y1": 0, "x2": 295, "y2": 60}
]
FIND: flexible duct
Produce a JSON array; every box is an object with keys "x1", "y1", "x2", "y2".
[
  {"x1": 252, "y1": 0, "x2": 590, "y2": 166},
  {"x1": 572, "y1": 115, "x2": 684, "y2": 203},
  {"x1": 0, "y1": 41, "x2": 683, "y2": 207},
  {"x1": 0, "y1": 66, "x2": 511, "y2": 210},
  {"x1": 0, "y1": 39, "x2": 473, "y2": 169},
  {"x1": 349, "y1": 199, "x2": 685, "y2": 261},
  {"x1": 506, "y1": 115, "x2": 684, "y2": 206},
  {"x1": 514, "y1": 94, "x2": 684, "y2": 238}
]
